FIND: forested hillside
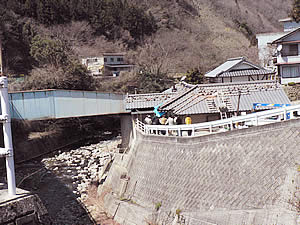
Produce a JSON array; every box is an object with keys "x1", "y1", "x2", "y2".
[{"x1": 0, "y1": 0, "x2": 294, "y2": 93}]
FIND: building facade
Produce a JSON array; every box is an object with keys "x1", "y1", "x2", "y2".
[
  {"x1": 205, "y1": 57, "x2": 275, "y2": 83},
  {"x1": 272, "y1": 26, "x2": 300, "y2": 84},
  {"x1": 81, "y1": 53, "x2": 133, "y2": 76},
  {"x1": 256, "y1": 18, "x2": 300, "y2": 73}
]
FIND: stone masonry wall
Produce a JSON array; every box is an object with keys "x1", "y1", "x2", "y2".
[{"x1": 124, "y1": 119, "x2": 300, "y2": 213}]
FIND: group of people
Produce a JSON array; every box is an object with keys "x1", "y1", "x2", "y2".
[
  {"x1": 144, "y1": 114, "x2": 190, "y2": 125},
  {"x1": 144, "y1": 114, "x2": 193, "y2": 136}
]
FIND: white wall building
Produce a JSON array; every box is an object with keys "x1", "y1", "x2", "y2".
[
  {"x1": 81, "y1": 53, "x2": 133, "y2": 76},
  {"x1": 256, "y1": 18, "x2": 300, "y2": 68},
  {"x1": 272, "y1": 27, "x2": 300, "y2": 84}
]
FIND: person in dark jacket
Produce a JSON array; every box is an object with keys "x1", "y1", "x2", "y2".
[{"x1": 152, "y1": 116, "x2": 159, "y2": 134}]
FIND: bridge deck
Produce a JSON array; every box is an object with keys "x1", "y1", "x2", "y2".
[{"x1": 8, "y1": 89, "x2": 128, "y2": 120}]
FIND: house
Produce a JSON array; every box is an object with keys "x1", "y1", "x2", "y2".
[
  {"x1": 204, "y1": 57, "x2": 275, "y2": 84},
  {"x1": 271, "y1": 26, "x2": 300, "y2": 84},
  {"x1": 81, "y1": 53, "x2": 134, "y2": 76},
  {"x1": 126, "y1": 81, "x2": 290, "y2": 123},
  {"x1": 256, "y1": 18, "x2": 300, "y2": 68}
]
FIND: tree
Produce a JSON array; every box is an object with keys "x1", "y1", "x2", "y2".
[
  {"x1": 30, "y1": 35, "x2": 70, "y2": 67},
  {"x1": 0, "y1": 9, "x2": 36, "y2": 75},
  {"x1": 123, "y1": 6, "x2": 157, "y2": 41},
  {"x1": 21, "y1": 62, "x2": 95, "y2": 91},
  {"x1": 290, "y1": 0, "x2": 300, "y2": 23},
  {"x1": 185, "y1": 68, "x2": 204, "y2": 84},
  {"x1": 136, "y1": 69, "x2": 173, "y2": 93}
]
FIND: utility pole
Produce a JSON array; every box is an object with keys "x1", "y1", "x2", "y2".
[
  {"x1": 0, "y1": 33, "x2": 15, "y2": 196},
  {"x1": 0, "y1": 77, "x2": 16, "y2": 196},
  {"x1": 236, "y1": 91, "x2": 241, "y2": 116},
  {"x1": 0, "y1": 37, "x2": 16, "y2": 197}
]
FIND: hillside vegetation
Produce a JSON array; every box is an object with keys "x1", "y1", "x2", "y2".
[{"x1": 0, "y1": 0, "x2": 294, "y2": 93}]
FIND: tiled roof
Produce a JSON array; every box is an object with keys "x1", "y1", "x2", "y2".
[
  {"x1": 219, "y1": 69, "x2": 274, "y2": 77},
  {"x1": 126, "y1": 92, "x2": 178, "y2": 110},
  {"x1": 205, "y1": 57, "x2": 267, "y2": 78},
  {"x1": 125, "y1": 81, "x2": 291, "y2": 115},
  {"x1": 205, "y1": 57, "x2": 244, "y2": 78}
]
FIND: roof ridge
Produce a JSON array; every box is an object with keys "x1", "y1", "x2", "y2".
[
  {"x1": 227, "y1": 57, "x2": 245, "y2": 61},
  {"x1": 159, "y1": 86, "x2": 197, "y2": 109},
  {"x1": 272, "y1": 27, "x2": 300, "y2": 44}
]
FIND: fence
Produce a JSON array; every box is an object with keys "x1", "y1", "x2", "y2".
[{"x1": 135, "y1": 104, "x2": 300, "y2": 137}]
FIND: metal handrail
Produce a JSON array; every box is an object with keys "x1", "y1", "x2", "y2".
[{"x1": 136, "y1": 104, "x2": 300, "y2": 137}]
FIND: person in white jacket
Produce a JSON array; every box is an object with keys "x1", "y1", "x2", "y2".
[{"x1": 144, "y1": 115, "x2": 152, "y2": 125}]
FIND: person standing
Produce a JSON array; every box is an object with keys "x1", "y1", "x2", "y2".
[
  {"x1": 166, "y1": 115, "x2": 175, "y2": 135},
  {"x1": 174, "y1": 115, "x2": 182, "y2": 136},
  {"x1": 185, "y1": 115, "x2": 192, "y2": 125},
  {"x1": 144, "y1": 115, "x2": 152, "y2": 125},
  {"x1": 159, "y1": 115, "x2": 167, "y2": 135},
  {"x1": 159, "y1": 115, "x2": 167, "y2": 125},
  {"x1": 152, "y1": 116, "x2": 159, "y2": 125},
  {"x1": 174, "y1": 115, "x2": 182, "y2": 125},
  {"x1": 152, "y1": 116, "x2": 159, "y2": 134},
  {"x1": 166, "y1": 115, "x2": 175, "y2": 125},
  {"x1": 185, "y1": 115, "x2": 192, "y2": 136}
]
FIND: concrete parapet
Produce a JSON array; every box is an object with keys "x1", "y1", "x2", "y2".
[{"x1": 0, "y1": 188, "x2": 51, "y2": 225}]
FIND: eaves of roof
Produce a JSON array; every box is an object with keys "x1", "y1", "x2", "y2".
[
  {"x1": 205, "y1": 57, "x2": 244, "y2": 78},
  {"x1": 219, "y1": 69, "x2": 275, "y2": 77},
  {"x1": 105, "y1": 64, "x2": 134, "y2": 68},
  {"x1": 275, "y1": 61, "x2": 300, "y2": 65},
  {"x1": 205, "y1": 58, "x2": 264, "y2": 78},
  {"x1": 272, "y1": 27, "x2": 300, "y2": 44},
  {"x1": 279, "y1": 17, "x2": 293, "y2": 22}
]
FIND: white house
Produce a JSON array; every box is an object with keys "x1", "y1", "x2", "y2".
[
  {"x1": 81, "y1": 53, "x2": 134, "y2": 76},
  {"x1": 205, "y1": 57, "x2": 275, "y2": 83},
  {"x1": 256, "y1": 18, "x2": 300, "y2": 68},
  {"x1": 272, "y1": 27, "x2": 300, "y2": 84}
]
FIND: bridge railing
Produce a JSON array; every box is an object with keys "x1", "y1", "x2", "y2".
[{"x1": 136, "y1": 104, "x2": 300, "y2": 137}]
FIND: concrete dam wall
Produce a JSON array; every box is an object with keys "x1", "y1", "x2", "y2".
[{"x1": 103, "y1": 119, "x2": 299, "y2": 224}]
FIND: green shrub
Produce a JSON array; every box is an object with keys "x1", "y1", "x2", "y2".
[
  {"x1": 288, "y1": 82, "x2": 296, "y2": 86},
  {"x1": 155, "y1": 202, "x2": 162, "y2": 211}
]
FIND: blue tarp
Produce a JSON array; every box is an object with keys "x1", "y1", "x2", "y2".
[{"x1": 154, "y1": 103, "x2": 165, "y2": 117}]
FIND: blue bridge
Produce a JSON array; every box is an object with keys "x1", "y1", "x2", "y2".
[{"x1": 8, "y1": 89, "x2": 128, "y2": 120}]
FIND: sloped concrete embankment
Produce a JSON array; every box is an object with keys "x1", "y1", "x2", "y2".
[{"x1": 102, "y1": 119, "x2": 300, "y2": 224}]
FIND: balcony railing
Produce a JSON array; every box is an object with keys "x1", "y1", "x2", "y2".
[{"x1": 135, "y1": 104, "x2": 300, "y2": 137}]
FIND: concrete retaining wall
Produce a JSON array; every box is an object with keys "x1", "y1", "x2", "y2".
[
  {"x1": 0, "y1": 189, "x2": 51, "y2": 225},
  {"x1": 103, "y1": 119, "x2": 300, "y2": 224}
]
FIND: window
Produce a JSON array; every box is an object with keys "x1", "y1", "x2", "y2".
[
  {"x1": 110, "y1": 58, "x2": 114, "y2": 62},
  {"x1": 282, "y1": 44, "x2": 299, "y2": 56},
  {"x1": 281, "y1": 65, "x2": 300, "y2": 78},
  {"x1": 117, "y1": 57, "x2": 124, "y2": 62},
  {"x1": 104, "y1": 58, "x2": 107, "y2": 62}
]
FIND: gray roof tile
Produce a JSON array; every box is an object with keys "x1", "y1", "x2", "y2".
[
  {"x1": 219, "y1": 69, "x2": 274, "y2": 77},
  {"x1": 125, "y1": 81, "x2": 291, "y2": 115}
]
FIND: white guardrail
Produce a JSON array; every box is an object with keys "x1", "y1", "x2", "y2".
[{"x1": 136, "y1": 104, "x2": 300, "y2": 137}]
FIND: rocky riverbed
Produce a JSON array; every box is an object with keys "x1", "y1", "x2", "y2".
[{"x1": 4, "y1": 136, "x2": 122, "y2": 225}]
